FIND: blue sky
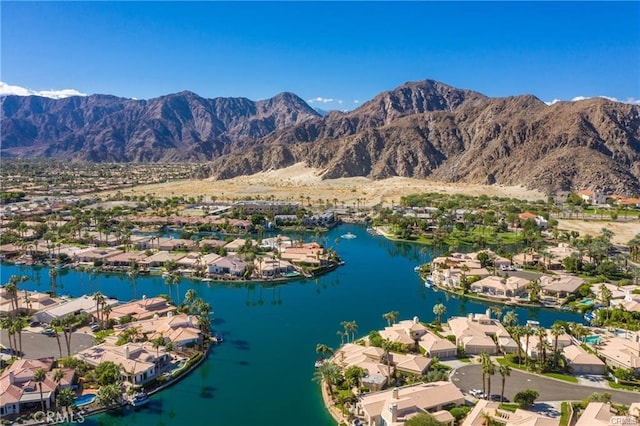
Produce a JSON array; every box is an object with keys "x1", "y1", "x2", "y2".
[{"x1": 1, "y1": 1, "x2": 639, "y2": 109}]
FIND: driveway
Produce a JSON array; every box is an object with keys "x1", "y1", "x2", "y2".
[
  {"x1": 452, "y1": 364, "x2": 640, "y2": 405},
  {"x1": 0, "y1": 329, "x2": 95, "y2": 359}
]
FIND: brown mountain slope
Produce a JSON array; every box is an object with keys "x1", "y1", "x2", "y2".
[{"x1": 212, "y1": 94, "x2": 640, "y2": 194}]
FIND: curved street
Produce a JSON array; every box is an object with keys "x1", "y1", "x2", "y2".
[{"x1": 452, "y1": 363, "x2": 640, "y2": 406}]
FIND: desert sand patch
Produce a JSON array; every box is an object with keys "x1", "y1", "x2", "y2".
[
  {"x1": 107, "y1": 162, "x2": 546, "y2": 207},
  {"x1": 556, "y1": 219, "x2": 639, "y2": 246}
]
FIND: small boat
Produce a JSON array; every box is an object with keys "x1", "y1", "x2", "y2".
[
  {"x1": 526, "y1": 320, "x2": 540, "y2": 327},
  {"x1": 201, "y1": 278, "x2": 212, "y2": 282},
  {"x1": 340, "y1": 232, "x2": 357, "y2": 239},
  {"x1": 424, "y1": 277, "x2": 433, "y2": 288},
  {"x1": 414, "y1": 265, "x2": 422, "y2": 272},
  {"x1": 213, "y1": 332, "x2": 224, "y2": 343},
  {"x1": 314, "y1": 359, "x2": 325, "y2": 369},
  {"x1": 129, "y1": 392, "x2": 149, "y2": 408}
]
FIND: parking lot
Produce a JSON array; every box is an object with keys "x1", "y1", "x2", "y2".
[{"x1": 0, "y1": 327, "x2": 96, "y2": 359}]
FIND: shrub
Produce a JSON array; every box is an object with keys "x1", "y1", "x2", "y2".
[{"x1": 514, "y1": 389, "x2": 539, "y2": 408}]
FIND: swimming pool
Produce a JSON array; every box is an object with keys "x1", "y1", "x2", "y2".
[
  {"x1": 74, "y1": 393, "x2": 96, "y2": 407},
  {"x1": 584, "y1": 335, "x2": 601, "y2": 344},
  {"x1": 579, "y1": 299, "x2": 594, "y2": 306}
]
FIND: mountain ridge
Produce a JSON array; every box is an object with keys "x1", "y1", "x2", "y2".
[{"x1": 2, "y1": 80, "x2": 639, "y2": 194}]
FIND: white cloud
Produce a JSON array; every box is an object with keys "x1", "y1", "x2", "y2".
[
  {"x1": 337, "y1": 100, "x2": 343, "y2": 105},
  {"x1": 353, "y1": 99, "x2": 360, "y2": 104},
  {"x1": 545, "y1": 95, "x2": 640, "y2": 106},
  {"x1": 0, "y1": 82, "x2": 87, "y2": 99},
  {"x1": 307, "y1": 96, "x2": 335, "y2": 104}
]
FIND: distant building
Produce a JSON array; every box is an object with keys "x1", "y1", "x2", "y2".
[
  {"x1": 233, "y1": 200, "x2": 299, "y2": 215},
  {"x1": 577, "y1": 190, "x2": 607, "y2": 205}
]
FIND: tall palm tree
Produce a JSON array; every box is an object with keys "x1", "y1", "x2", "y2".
[
  {"x1": 165, "y1": 273, "x2": 181, "y2": 304},
  {"x1": 483, "y1": 356, "x2": 496, "y2": 398},
  {"x1": 0, "y1": 316, "x2": 17, "y2": 356},
  {"x1": 337, "y1": 330, "x2": 345, "y2": 346},
  {"x1": 92, "y1": 292, "x2": 105, "y2": 329},
  {"x1": 34, "y1": 368, "x2": 47, "y2": 412},
  {"x1": 102, "y1": 304, "x2": 113, "y2": 329},
  {"x1": 347, "y1": 321, "x2": 358, "y2": 343},
  {"x1": 383, "y1": 311, "x2": 399, "y2": 327},
  {"x1": 523, "y1": 325, "x2": 534, "y2": 368},
  {"x1": 536, "y1": 326, "x2": 547, "y2": 370},
  {"x1": 550, "y1": 322, "x2": 565, "y2": 370},
  {"x1": 433, "y1": 303, "x2": 447, "y2": 324},
  {"x1": 49, "y1": 267, "x2": 58, "y2": 298},
  {"x1": 382, "y1": 338, "x2": 394, "y2": 383},
  {"x1": 498, "y1": 364, "x2": 511, "y2": 403},
  {"x1": 15, "y1": 316, "x2": 27, "y2": 355},
  {"x1": 312, "y1": 361, "x2": 342, "y2": 395},
  {"x1": 479, "y1": 352, "x2": 490, "y2": 396}
]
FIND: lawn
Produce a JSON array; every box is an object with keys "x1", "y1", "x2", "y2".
[
  {"x1": 608, "y1": 380, "x2": 640, "y2": 391},
  {"x1": 496, "y1": 357, "x2": 578, "y2": 383},
  {"x1": 559, "y1": 402, "x2": 571, "y2": 426},
  {"x1": 543, "y1": 372, "x2": 579, "y2": 383}
]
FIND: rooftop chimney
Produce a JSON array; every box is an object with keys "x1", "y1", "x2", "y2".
[
  {"x1": 486, "y1": 308, "x2": 491, "y2": 318},
  {"x1": 392, "y1": 387, "x2": 399, "y2": 399},
  {"x1": 389, "y1": 403, "x2": 398, "y2": 422},
  {"x1": 413, "y1": 316, "x2": 419, "y2": 324},
  {"x1": 124, "y1": 345, "x2": 130, "y2": 359}
]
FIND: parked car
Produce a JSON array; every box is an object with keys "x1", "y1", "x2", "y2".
[
  {"x1": 41, "y1": 328, "x2": 56, "y2": 337},
  {"x1": 29, "y1": 321, "x2": 40, "y2": 327},
  {"x1": 490, "y1": 394, "x2": 508, "y2": 402},
  {"x1": 90, "y1": 324, "x2": 100, "y2": 332},
  {"x1": 469, "y1": 389, "x2": 484, "y2": 397}
]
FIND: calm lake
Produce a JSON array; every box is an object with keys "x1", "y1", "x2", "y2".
[{"x1": 1, "y1": 224, "x2": 583, "y2": 425}]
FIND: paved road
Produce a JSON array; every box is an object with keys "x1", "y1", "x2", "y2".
[
  {"x1": 452, "y1": 364, "x2": 640, "y2": 405},
  {"x1": 1, "y1": 328, "x2": 95, "y2": 359}
]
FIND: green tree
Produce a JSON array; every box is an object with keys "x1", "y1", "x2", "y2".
[
  {"x1": 503, "y1": 310, "x2": 518, "y2": 327},
  {"x1": 312, "y1": 361, "x2": 342, "y2": 395},
  {"x1": 550, "y1": 322, "x2": 565, "y2": 370},
  {"x1": 56, "y1": 388, "x2": 76, "y2": 415},
  {"x1": 315, "y1": 343, "x2": 333, "y2": 359},
  {"x1": 432, "y1": 303, "x2": 446, "y2": 324},
  {"x1": 96, "y1": 383, "x2": 123, "y2": 407},
  {"x1": 405, "y1": 413, "x2": 447, "y2": 426},
  {"x1": 344, "y1": 365, "x2": 364, "y2": 389},
  {"x1": 95, "y1": 361, "x2": 121, "y2": 386},
  {"x1": 514, "y1": 389, "x2": 539, "y2": 408}
]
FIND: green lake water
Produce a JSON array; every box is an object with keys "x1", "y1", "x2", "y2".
[{"x1": 1, "y1": 224, "x2": 583, "y2": 425}]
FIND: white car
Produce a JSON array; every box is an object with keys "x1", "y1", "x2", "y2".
[{"x1": 469, "y1": 389, "x2": 483, "y2": 397}]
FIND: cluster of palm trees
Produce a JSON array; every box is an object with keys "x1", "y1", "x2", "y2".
[
  {"x1": 1, "y1": 275, "x2": 30, "y2": 356},
  {"x1": 338, "y1": 321, "x2": 358, "y2": 345},
  {"x1": 505, "y1": 321, "x2": 568, "y2": 372},
  {"x1": 479, "y1": 352, "x2": 511, "y2": 403}
]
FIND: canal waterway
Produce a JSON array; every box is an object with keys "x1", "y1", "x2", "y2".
[{"x1": 1, "y1": 224, "x2": 583, "y2": 426}]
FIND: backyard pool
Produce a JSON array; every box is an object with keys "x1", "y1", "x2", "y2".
[
  {"x1": 579, "y1": 299, "x2": 594, "y2": 306},
  {"x1": 584, "y1": 335, "x2": 601, "y2": 344},
  {"x1": 74, "y1": 393, "x2": 96, "y2": 407}
]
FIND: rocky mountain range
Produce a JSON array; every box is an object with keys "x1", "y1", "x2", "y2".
[{"x1": 2, "y1": 80, "x2": 639, "y2": 194}]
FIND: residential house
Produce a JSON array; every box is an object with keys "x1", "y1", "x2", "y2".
[
  {"x1": 562, "y1": 344, "x2": 606, "y2": 375},
  {"x1": 540, "y1": 275, "x2": 585, "y2": 299},
  {"x1": 208, "y1": 256, "x2": 247, "y2": 276},
  {"x1": 255, "y1": 256, "x2": 295, "y2": 277},
  {"x1": 157, "y1": 238, "x2": 196, "y2": 252},
  {"x1": 380, "y1": 318, "x2": 457, "y2": 360},
  {"x1": 334, "y1": 344, "x2": 390, "y2": 391},
  {"x1": 74, "y1": 247, "x2": 123, "y2": 264},
  {"x1": 103, "y1": 251, "x2": 149, "y2": 268},
  {"x1": 355, "y1": 382, "x2": 464, "y2": 426},
  {"x1": 113, "y1": 313, "x2": 202, "y2": 348},
  {"x1": 106, "y1": 296, "x2": 175, "y2": 322},
  {"x1": 0, "y1": 358, "x2": 74, "y2": 416},
  {"x1": 470, "y1": 275, "x2": 530, "y2": 299},
  {"x1": 142, "y1": 251, "x2": 186, "y2": 268},
  {"x1": 0, "y1": 289, "x2": 59, "y2": 316},
  {"x1": 577, "y1": 190, "x2": 607, "y2": 206},
  {"x1": 575, "y1": 402, "x2": 615, "y2": 426},
  {"x1": 596, "y1": 333, "x2": 640, "y2": 374},
  {"x1": 462, "y1": 400, "x2": 559, "y2": 426},
  {"x1": 76, "y1": 338, "x2": 169, "y2": 385},
  {"x1": 35, "y1": 295, "x2": 119, "y2": 324},
  {"x1": 448, "y1": 310, "x2": 517, "y2": 355}
]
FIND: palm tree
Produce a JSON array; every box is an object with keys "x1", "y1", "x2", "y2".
[
  {"x1": 312, "y1": 361, "x2": 342, "y2": 395},
  {"x1": 34, "y1": 367, "x2": 47, "y2": 412},
  {"x1": 628, "y1": 233, "x2": 640, "y2": 262},
  {"x1": 498, "y1": 364, "x2": 511, "y2": 403},
  {"x1": 315, "y1": 343, "x2": 333, "y2": 359},
  {"x1": 14, "y1": 316, "x2": 27, "y2": 355},
  {"x1": 383, "y1": 311, "x2": 399, "y2": 327},
  {"x1": 92, "y1": 292, "x2": 105, "y2": 329},
  {"x1": 503, "y1": 310, "x2": 518, "y2": 327},
  {"x1": 433, "y1": 303, "x2": 446, "y2": 324},
  {"x1": 151, "y1": 333, "x2": 165, "y2": 361},
  {"x1": 479, "y1": 352, "x2": 490, "y2": 396},
  {"x1": 550, "y1": 322, "x2": 565, "y2": 370},
  {"x1": 102, "y1": 304, "x2": 113, "y2": 329},
  {"x1": 382, "y1": 338, "x2": 394, "y2": 383},
  {"x1": 536, "y1": 326, "x2": 547, "y2": 370},
  {"x1": 56, "y1": 388, "x2": 76, "y2": 415},
  {"x1": 523, "y1": 325, "x2": 534, "y2": 368},
  {"x1": 483, "y1": 356, "x2": 496, "y2": 398},
  {"x1": 165, "y1": 273, "x2": 181, "y2": 304},
  {"x1": 347, "y1": 321, "x2": 358, "y2": 343},
  {"x1": 337, "y1": 330, "x2": 345, "y2": 346},
  {"x1": 0, "y1": 316, "x2": 17, "y2": 356}
]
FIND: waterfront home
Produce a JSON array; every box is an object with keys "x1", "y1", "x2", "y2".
[
  {"x1": 334, "y1": 344, "x2": 391, "y2": 391},
  {"x1": 431, "y1": 253, "x2": 482, "y2": 271},
  {"x1": 280, "y1": 244, "x2": 329, "y2": 266},
  {"x1": 592, "y1": 283, "x2": 640, "y2": 305},
  {"x1": 157, "y1": 238, "x2": 196, "y2": 251},
  {"x1": 618, "y1": 291, "x2": 640, "y2": 313},
  {"x1": 575, "y1": 402, "x2": 615, "y2": 426},
  {"x1": 223, "y1": 238, "x2": 253, "y2": 253},
  {"x1": 540, "y1": 275, "x2": 584, "y2": 299},
  {"x1": 448, "y1": 310, "x2": 517, "y2": 355},
  {"x1": 469, "y1": 275, "x2": 530, "y2": 299},
  {"x1": 113, "y1": 313, "x2": 201, "y2": 348},
  {"x1": 355, "y1": 382, "x2": 464, "y2": 426},
  {"x1": 254, "y1": 256, "x2": 295, "y2": 277},
  {"x1": 76, "y1": 338, "x2": 169, "y2": 385},
  {"x1": 142, "y1": 251, "x2": 186, "y2": 268},
  {"x1": 176, "y1": 252, "x2": 205, "y2": 270},
  {"x1": 103, "y1": 251, "x2": 149, "y2": 268},
  {"x1": 0, "y1": 243, "x2": 21, "y2": 258},
  {"x1": 129, "y1": 235, "x2": 153, "y2": 250},
  {"x1": 562, "y1": 344, "x2": 606, "y2": 374},
  {"x1": 74, "y1": 247, "x2": 123, "y2": 264},
  {"x1": 462, "y1": 399, "x2": 559, "y2": 426},
  {"x1": 0, "y1": 358, "x2": 75, "y2": 416},
  {"x1": 544, "y1": 243, "x2": 579, "y2": 269},
  {"x1": 259, "y1": 236, "x2": 293, "y2": 250},
  {"x1": 595, "y1": 332, "x2": 640, "y2": 374},
  {"x1": 35, "y1": 295, "x2": 119, "y2": 324},
  {"x1": 107, "y1": 296, "x2": 175, "y2": 322},
  {"x1": 198, "y1": 238, "x2": 227, "y2": 249},
  {"x1": 379, "y1": 318, "x2": 457, "y2": 359},
  {"x1": 0, "y1": 289, "x2": 59, "y2": 316},
  {"x1": 208, "y1": 256, "x2": 247, "y2": 276},
  {"x1": 430, "y1": 267, "x2": 490, "y2": 290}
]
